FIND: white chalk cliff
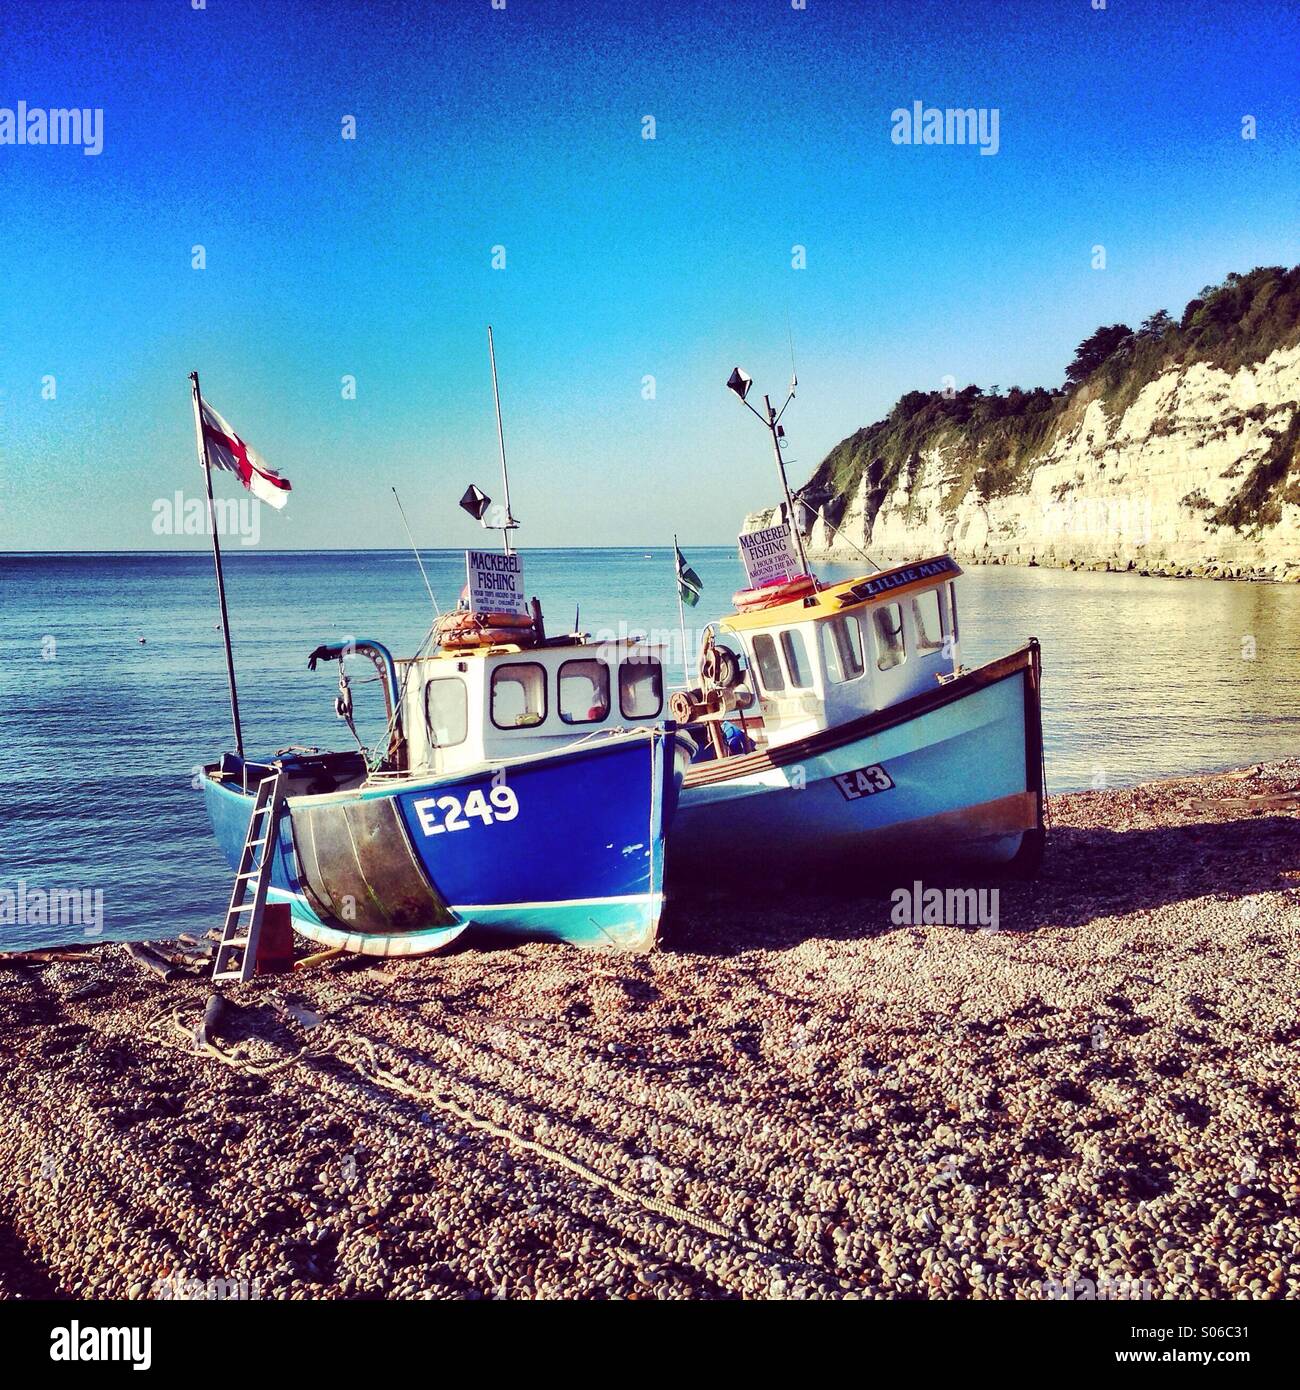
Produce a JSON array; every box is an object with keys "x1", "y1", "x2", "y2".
[{"x1": 751, "y1": 270, "x2": 1300, "y2": 581}]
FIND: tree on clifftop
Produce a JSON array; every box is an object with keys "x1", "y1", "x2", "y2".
[
  {"x1": 1138, "y1": 309, "x2": 1175, "y2": 338},
  {"x1": 1065, "y1": 323, "x2": 1134, "y2": 386}
]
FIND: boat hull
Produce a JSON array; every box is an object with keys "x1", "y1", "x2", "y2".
[
  {"x1": 671, "y1": 643, "x2": 1044, "y2": 880},
  {"x1": 204, "y1": 729, "x2": 682, "y2": 955}
]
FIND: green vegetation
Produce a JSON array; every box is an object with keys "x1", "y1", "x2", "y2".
[
  {"x1": 805, "y1": 266, "x2": 1300, "y2": 529},
  {"x1": 1211, "y1": 410, "x2": 1300, "y2": 533}
]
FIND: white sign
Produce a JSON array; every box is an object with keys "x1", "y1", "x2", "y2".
[
  {"x1": 738, "y1": 522, "x2": 800, "y2": 587},
  {"x1": 466, "y1": 549, "x2": 529, "y2": 617}
]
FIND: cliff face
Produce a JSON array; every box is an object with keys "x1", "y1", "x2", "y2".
[{"x1": 767, "y1": 267, "x2": 1300, "y2": 581}]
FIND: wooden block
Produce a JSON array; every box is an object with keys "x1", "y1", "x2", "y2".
[{"x1": 255, "y1": 903, "x2": 295, "y2": 975}]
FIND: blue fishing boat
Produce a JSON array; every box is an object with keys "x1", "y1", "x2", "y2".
[
  {"x1": 668, "y1": 557, "x2": 1044, "y2": 879},
  {"x1": 664, "y1": 364, "x2": 1045, "y2": 882},
  {"x1": 196, "y1": 333, "x2": 687, "y2": 966},
  {"x1": 204, "y1": 651, "x2": 682, "y2": 956}
]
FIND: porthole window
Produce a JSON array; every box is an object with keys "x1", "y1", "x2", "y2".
[
  {"x1": 821, "y1": 615, "x2": 865, "y2": 684},
  {"x1": 911, "y1": 589, "x2": 944, "y2": 653},
  {"x1": 751, "y1": 634, "x2": 786, "y2": 693},
  {"x1": 780, "y1": 629, "x2": 812, "y2": 688},
  {"x1": 490, "y1": 662, "x2": 547, "y2": 729},
  {"x1": 424, "y1": 677, "x2": 468, "y2": 747}
]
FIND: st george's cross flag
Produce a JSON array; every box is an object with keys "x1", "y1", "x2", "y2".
[{"x1": 200, "y1": 398, "x2": 292, "y2": 509}]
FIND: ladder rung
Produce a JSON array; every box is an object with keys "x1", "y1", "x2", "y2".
[{"x1": 213, "y1": 773, "x2": 282, "y2": 985}]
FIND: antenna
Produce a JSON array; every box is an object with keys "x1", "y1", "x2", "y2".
[
  {"x1": 391, "y1": 486, "x2": 440, "y2": 615},
  {"x1": 786, "y1": 308, "x2": 798, "y2": 393},
  {"x1": 487, "y1": 326, "x2": 515, "y2": 555},
  {"x1": 726, "y1": 362, "x2": 810, "y2": 577}
]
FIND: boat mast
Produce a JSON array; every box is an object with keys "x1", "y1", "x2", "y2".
[
  {"x1": 726, "y1": 366, "x2": 811, "y2": 578},
  {"x1": 487, "y1": 325, "x2": 515, "y2": 556}
]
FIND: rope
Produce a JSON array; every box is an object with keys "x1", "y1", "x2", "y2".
[
  {"x1": 146, "y1": 1006, "x2": 831, "y2": 1271},
  {"x1": 795, "y1": 503, "x2": 883, "y2": 573},
  {"x1": 342, "y1": 1034, "x2": 755, "y2": 1249}
]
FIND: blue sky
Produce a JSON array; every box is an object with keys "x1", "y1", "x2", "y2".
[{"x1": 1, "y1": 0, "x2": 1296, "y2": 550}]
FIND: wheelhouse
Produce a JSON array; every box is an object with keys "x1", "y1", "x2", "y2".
[
  {"x1": 706, "y1": 555, "x2": 964, "y2": 753},
  {"x1": 400, "y1": 636, "x2": 669, "y2": 776}
]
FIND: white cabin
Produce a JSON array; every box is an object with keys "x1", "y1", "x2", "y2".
[
  {"x1": 398, "y1": 636, "x2": 670, "y2": 776},
  {"x1": 382, "y1": 555, "x2": 963, "y2": 776},
  {"x1": 706, "y1": 556, "x2": 964, "y2": 753}
]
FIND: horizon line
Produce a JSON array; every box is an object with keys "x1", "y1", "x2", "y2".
[{"x1": 0, "y1": 544, "x2": 741, "y2": 556}]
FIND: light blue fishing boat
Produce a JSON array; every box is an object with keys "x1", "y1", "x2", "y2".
[
  {"x1": 668, "y1": 558, "x2": 1044, "y2": 881},
  {"x1": 664, "y1": 362, "x2": 1045, "y2": 882}
]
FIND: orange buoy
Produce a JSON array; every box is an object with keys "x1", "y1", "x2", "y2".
[{"x1": 731, "y1": 573, "x2": 817, "y2": 612}]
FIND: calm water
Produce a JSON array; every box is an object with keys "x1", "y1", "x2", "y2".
[{"x1": 3, "y1": 549, "x2": 1299, "y2": 949}]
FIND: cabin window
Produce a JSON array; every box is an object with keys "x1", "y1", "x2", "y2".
[
  {"x1": 491, "y1": 662, "x2": 547, "y2": 729},
  {"x1": 947, "y1": 581, "x2": 960, "y2": 641},
  {"x1": 873, "y1": 604, "x2": 906, "y2": 671},
  {"x1": 424, "y1": 677, "x2": 468, "y2": 747},
  {"x1": 821, "y1": 614, "x2": 865, "y2": 684},
  {"x1": 619, "y1": 657, "x2": 664, "y2": 719},
  {"x1": 750, "y1": 634, "x2": 786, "y2": 693},
  {"x1": 911, "y1": 589, "x2": 944, "y2": 653},
  {"x1": 780, "y1": 629, "x2": 812, "y2": 688},
  {"x1": 559, "y1": 659, "x2": 610, "y2": 725}
]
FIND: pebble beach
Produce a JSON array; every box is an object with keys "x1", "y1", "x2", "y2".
[{"x1": 2, "y1": 762, "x2": 1298, "y2": 1302}]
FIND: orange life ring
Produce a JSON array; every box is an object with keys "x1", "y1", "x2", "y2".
[
  {"x1": 731, "y1": 573, "x2": 817, "y2": 612},
  {"x1": 436, "y1": 611, "x2": 536, "y2": 649},
  {"x1": 451, "y1": 628, "x2": 532, "y2": 648}
]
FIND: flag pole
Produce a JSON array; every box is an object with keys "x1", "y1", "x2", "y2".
[
  {"x1": 673, "y1": 534, "x2": 692, "y2": 688},
  {"x1": 190, "y1": 370, "x2": 245, "y2": 758}
]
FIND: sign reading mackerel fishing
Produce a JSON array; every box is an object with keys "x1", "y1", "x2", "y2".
[
  {"x1": 466, "y1": 549, "x2": 529, "y2": 617},
  {"x1": 738, "y1": 521, "x2": 801, "y2": 587}
]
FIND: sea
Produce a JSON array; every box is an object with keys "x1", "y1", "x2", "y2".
[{"x1": 3, "y1": 548, "x2": 1299, "y2": 950}]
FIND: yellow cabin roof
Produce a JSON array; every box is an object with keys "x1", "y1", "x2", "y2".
[{"x1": 721, "y1": 554, "x2": 963, "y2": 632}]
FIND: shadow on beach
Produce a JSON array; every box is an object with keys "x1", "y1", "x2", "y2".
[{"x1": 664, "y1": 812, "x2": 1300, "y2": 956}]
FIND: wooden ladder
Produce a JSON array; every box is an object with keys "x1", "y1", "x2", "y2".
[{"x1": 212, "y1": 770, "x2": 285, "y2": 984}]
